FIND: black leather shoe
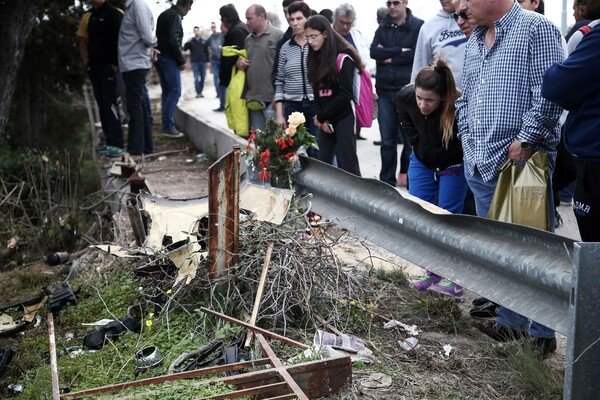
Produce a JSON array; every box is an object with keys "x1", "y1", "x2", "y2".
[
  {"x1": 472, "y1": 297, "x2": 489, "y2": 307},
  {"x1": 474, "y1": 321, "x2": 527, "y2": 342},
  {"x1": 529, "y1": 336, "x2": 557, "y2": 358},
  {"x1": 470, "y1": 301, "x2": 499, "y2": 319},
  {"x1": 356, "y1": 134, "x2": 367, "y2": 140},
  {"x1": 373, "y1": 140, "x2": 382, "y2": 145},
  {"x1": 213, "y1": 107, "x2": 225, "y2": 112}
]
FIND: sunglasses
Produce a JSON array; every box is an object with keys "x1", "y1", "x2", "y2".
[
  {"x1": 386, "y1": 1, "x2": 404, "y2": 7},
  {"x1": 452, "y1": 11, "x2": 469, "y2": 22}
]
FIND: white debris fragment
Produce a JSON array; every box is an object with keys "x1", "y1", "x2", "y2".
[
  {"x1": 383, "y1": 319, "x2": 420, "y2": 336},
  {"x1": 441, "y1": 344, "x2": 453, "y2": 358},
  {"x1": 398, "y1": 337, "x2": 420, "y2": 352}
]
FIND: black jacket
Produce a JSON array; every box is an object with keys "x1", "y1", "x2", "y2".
[
  {"x1": 87, "y1": 1, "x2": 122, "y2": 67},
  {"x1": 312, "y1": 51, "x2": 354, "y2": 124},
  {"x1": 219, "y1": 20, "x2": 249, "y2": 87},
  {"x1": 183, "y1": 37, "x2": 210, "y2": 63},
  {"x1": 156, "y1": 6, "x2": 185, "y2": 66},
  {"x1": 396, "y1": 84, "x2": 463, "y2": 171},
  {"x1": 370, "y1": 9, "x2": 423, "y2": 92}
]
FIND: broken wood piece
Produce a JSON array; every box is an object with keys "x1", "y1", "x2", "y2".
[
  {"x1": 200, "y1": 307, "x2": 309, "y2": 350},
  {"x1": 245, "y1": 241, "x2": 275, "y2": 347},
  {"x1": 313, "y1": 313, "x2": 342, "y2": 336},
  {"x1": 48, "y1": 313, "x2": 60, "y2": 400}
]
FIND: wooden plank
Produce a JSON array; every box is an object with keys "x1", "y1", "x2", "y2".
[
  {"x1": 48, "y1": 313, "x2": 60, "y2": 400},
  {"x1": 245, "y1": 241, "x2": 275, "y2": 347},
  {"x1": 198, "y1": 382, "x2": 288, "y2": 400},
  {"x1": 256, "y1": 334, "x2": 309, "y2": 400},
  {"x1": 61, "y1": 358, "x2": 272, "y2": 399},
  {"x1": 200, "y1": 307, "x2": 309, "y2": 350}
]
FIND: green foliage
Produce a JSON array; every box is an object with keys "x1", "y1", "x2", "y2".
[
  {"x1": 506, "y1": 342, "x2": 563, "y2": 399},
  {"x1": 91, "y1": 381, "x2": 240, "y2": 400},
  {"x1": 373, "y1": 267, "x2": 409, "y2": 286},
  {"x1": 0, "y1": 148, "x2": 98, "y2": 261},
  {"x1": 5, "y1": 0, "x2": 88, "y2": 149}
]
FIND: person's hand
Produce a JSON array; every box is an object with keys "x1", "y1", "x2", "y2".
[
  {"x1": 383, "y1": 58, "x2": 392, "y2": 64},
  {"x1": 508, "y1": 140, "x2": 533, "y2": 162},
  {"x1": 236, "y1": 59, "x2": 250, "y2": 71},
  {"x1": 313, "y1": 116, "x2": 321, "y2": 130},
  {"x1": 151, "y1": 48, "x2": 160, "y2": 63},
  {"x1": 276, "y1": 114, "x2": 287, "y2": 129}
]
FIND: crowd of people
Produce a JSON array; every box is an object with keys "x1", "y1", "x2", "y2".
[{"x1": 78, "y1": 0, "x2": 599, "y2": 358}]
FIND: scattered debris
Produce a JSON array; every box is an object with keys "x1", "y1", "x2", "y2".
[
  {"x1": 383, "y1": 319, "x2": 420, "y2": 336},
  {"x1": 440, "y1": 344, "x2": 454, "y2": 358},
  {"x1": 134, "y1": 346, "x2": 163, "y2": 375},
  {"x1": 313, "y1": 330, "x2": 376, "y2": 364},
  {"x1": 45, "y1": 281, "x2": 77, "y2": 314},
  {"x1": 83, "y1": 315, "x2": 141, "y2": 350},
  {"x1": 7, "y1": 383, "x2": 24, "y2": 394},
  {"x1": 47, "y1": 251, "x2": 70, "y2": 266},
  {"x1": 360, "y1": 372, "x2": 393, "y2": 389},
  {"x1": 398, "y1": 337, "x2": 420, "y2": 352}
]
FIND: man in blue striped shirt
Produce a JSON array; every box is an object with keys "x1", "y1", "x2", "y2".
[{"x1": 455, "y1": 0, "x2": 564, "y2": 357}]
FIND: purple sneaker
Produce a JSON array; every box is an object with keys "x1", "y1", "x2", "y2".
[
  {"x1": 427, "y1": 279, "x2": 464, "y2": 301},
  {"x1": 411, "y1": 273, "x2": 442, "y2": 293}
]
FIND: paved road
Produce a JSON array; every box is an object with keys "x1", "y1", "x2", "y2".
[{"x1": 149, "y1": 68, "x2": 581, "y2": 242}]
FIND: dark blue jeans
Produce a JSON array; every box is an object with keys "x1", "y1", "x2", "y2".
[
  {"x1": 122, "y1": 69, "x2": 153, "y2": 155},
  {"x1": 408, "y1": 154, "x2": 467, "y2": 214},
  {"x1": 284, "y1": 99, "x2": 319, "y2": 158},
  {"x1": 191, "y1": 61, "x2": 207, "y2": 95},
  {"x1": 465, "y1": 165, "x2": 555, "y2": 339},
  {"x1": 154, "y1": 55, "x2": 181, "y2": 132},
  {"x1": 377, "y1": 89, "x2": 410, "y2": 186},
  {"x1": 88, "y1": 64, "x2": 124, "y2": 148}
]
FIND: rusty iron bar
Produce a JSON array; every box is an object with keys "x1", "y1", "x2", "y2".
[
  {"x1": 207, "y1": 146, "x2": 241, "y2": 279},
  {"x1": 61, "y1": 358, "x2": 272, "y2": 399},
  {"x1": 126, "y1": 197, "x2": 146, "y2": 246},
  {"x1": 48, "y1": 313, "x2": 60, "y2": 400},
  {"x1": 200, "y1": 307, "x2": 309, "y2": 350}
]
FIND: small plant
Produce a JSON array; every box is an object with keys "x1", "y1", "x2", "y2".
[
  {"x1": 506, "y1": 341, "x2": 563, "y2": 398},
  {"x1": 374, "y1": 267, "x2": 409, "y2": 286}
]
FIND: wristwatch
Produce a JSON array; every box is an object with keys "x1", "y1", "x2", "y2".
[{"x1": 520, "y1": 141, "x2": 532, "y2": 150}]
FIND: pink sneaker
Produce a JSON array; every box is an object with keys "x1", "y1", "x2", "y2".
[
  {"x1": 411, "y1": 273, "x2": 442, "y2": 293},
  {"x1": 427, "y1": 279, "x2": 464, "y2": 301}
]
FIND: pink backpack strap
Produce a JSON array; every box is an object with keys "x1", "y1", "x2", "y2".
[{"x1": 336, "y1": 53, "x2": 353, "y2": 72}]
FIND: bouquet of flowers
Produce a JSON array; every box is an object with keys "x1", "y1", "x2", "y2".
[{"x1": 246, "y1": 112, "x2": 318, "y2": 187}]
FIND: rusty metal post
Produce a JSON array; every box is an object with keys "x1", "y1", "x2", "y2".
[
  {"x1": 126, "y1": 197, "x2": 146, "y2": 246},
  {"x1": 207, "y1": 146, "x2": 240, "y2": 279}
]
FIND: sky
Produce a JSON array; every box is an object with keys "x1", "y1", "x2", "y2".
[{"x1": 148, "y1": 0, "x2": 575, "y2": 42}]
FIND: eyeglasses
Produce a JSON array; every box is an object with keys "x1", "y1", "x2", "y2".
[
  {"x1": 386, "y1": 1, "x2": 404, "y2": 7},
  {"x1": 452, "y1": 11, "x2": 469, "y2": 22},
  {"x1": 304, "y1": 33, "x2": 322, "y2": 41}
]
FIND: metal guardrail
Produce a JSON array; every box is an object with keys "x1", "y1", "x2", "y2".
[
  {"x1": 294, "y1": 156, "x2": 575, "y2": 333},
  {"x1": 293, "y1": 156, "x2": 599, "y2": 400}
]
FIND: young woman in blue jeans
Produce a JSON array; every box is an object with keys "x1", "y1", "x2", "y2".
[{"x1": 396, "y1": 59, "x2": 467, "y2": 300}]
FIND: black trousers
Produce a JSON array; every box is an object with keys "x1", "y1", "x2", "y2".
[
  {"x1": 122, "y1": 69, "x2": 153, "y2": 155},
  {"x1": 318, "y1": 112, "x2": 361, "y2": 177},
  {"x1": 573, "y1": 159, "x2": 600, "y2": 241},
  {"x1": 88, "y1": 64, "x2": 124, "y2": 148}
]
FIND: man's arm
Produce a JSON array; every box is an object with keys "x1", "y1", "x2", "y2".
[
  {"x1": 167, "y1": 15, "x2": 185, "y2": 66},
  {"x1": 135, "y1": 3, "x2": 156, "y2": 48},
  {"x1": 542, "y1": 27, "x2": 600, "y2": 110},
  {"x1": 519, "y1": 21, "x2": 565, "y2": 148}
]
